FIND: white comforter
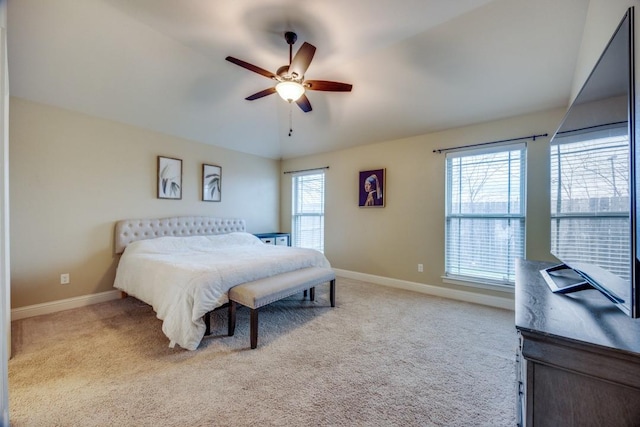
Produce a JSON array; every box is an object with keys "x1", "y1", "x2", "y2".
[{"x1": 113, "y1": 232, "x2": 331, "y2": 350}]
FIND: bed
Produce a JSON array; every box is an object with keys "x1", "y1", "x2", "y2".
[{"x1": 113, "y1": 216, "x2": 331, "y2": 350}]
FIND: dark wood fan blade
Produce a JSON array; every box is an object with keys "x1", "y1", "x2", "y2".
[
  {"x1": 225, "y1": 56, "x2": 276, "y2": 79},
  {"x1": 289, "y1": 42, "x2": 316, "y2": 78},
  {"x1": 245, "y1": 87, "x2": 276, "y2": 100},
  {"x1": 295, "y1": 94, "x2": 312, "y2": 113},
  {"x1": 305, "y1": 80, "x2": 353, "y2": 92}
]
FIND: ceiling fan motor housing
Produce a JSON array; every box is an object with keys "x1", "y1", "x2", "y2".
[{"x1": 276, "y1": 65, "x2": 291, "y2": 79}]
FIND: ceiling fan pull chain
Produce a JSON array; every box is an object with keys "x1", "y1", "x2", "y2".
[{"x1": 288, "y1": 103, "x2": 293, "y2": 137}]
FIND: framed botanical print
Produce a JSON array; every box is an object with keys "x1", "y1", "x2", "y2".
[
  {"x1": 202, "y1": 164, "x2": 221, "y2": 202},
  {"x1": 157, "y1": 156, "x2": 182, "y2": 199},
  {"x1": 359, "y1": 168, "x2": 385, "y2": 207}
]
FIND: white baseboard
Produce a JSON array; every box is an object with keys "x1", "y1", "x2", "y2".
[
  {"x1": 11, "y1": 290, "x2": 121, "y2": 321},
  {"x1": 10, "y1": 270, "x2": 514, "y2": 321},
  {"x1": 333, "y1": 269, "x2": 515, "y2": 311}
]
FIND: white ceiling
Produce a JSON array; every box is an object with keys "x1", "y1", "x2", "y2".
[{"x1": 7, "y1": 0, "x2": 590, "y2": 159}]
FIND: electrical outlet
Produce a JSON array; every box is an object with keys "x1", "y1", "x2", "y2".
[
  {"x1": 418, "y1": 264, "x2": 424, "y2": 273},
  {"x1": 60, "y1": 273, "x2": 70, "y2": 285}
]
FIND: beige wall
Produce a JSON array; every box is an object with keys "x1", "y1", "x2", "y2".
[
  {"x1": 571, "y1": 0, "x2": 637, "y2": 102},
  {"x1": 280, "y1": 108, "x2": 567, "y2": 297},
  {"x1": 573, "y1": 1, "x2": 640, "y2": 171},
  {"x1": 280, "y1": 1, "x2": 640, "y2": 299},
  {"x1": 9, "y1": 97, "x2": 280, "y2": 308},
  {"x1": 9, "y1": 0, "x2": 636, "y2": 311}
]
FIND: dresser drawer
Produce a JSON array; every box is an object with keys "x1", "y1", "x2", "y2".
[
  {"x1": 275, "y1": 236, "x2": 289, "y2": 245},
  {"x1": 259, "y1": 237, "x2": 275, "y2": 245}
]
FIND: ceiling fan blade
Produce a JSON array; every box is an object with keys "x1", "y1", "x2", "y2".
[
  {"x1": 245, "y1": 87, "x2": 277, "y2": 100},
  {"x1": 225, "y1": 56, "x2": 276, "y2": 79},
  {"x1": 305, "y1": 80, "x2": 353, "y2": 92},
  {"x1": 295, "y1": 94, "x2": 312, "y2": 113},
  {"x1": 289, "y1": 42, "x2": 316, "y2": 78}
]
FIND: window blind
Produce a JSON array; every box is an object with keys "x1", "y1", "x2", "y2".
[
  {"x1": 550, "y1": 132, "x2": 631, "y2": 280},
  {"x1": 292, "y1": 170, "x2": 325, "y2": 252},
  {"x1": 445, "y1": 143, "x2": 526, "y2": 284}
]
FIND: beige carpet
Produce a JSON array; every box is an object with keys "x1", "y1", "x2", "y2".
[{"x1": 8, "y1": 278, "x2": 517, "y2": 426}]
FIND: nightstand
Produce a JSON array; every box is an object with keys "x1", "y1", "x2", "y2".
[{"x1": 254, "y1": 232, "x2": 290, "y2": 246}]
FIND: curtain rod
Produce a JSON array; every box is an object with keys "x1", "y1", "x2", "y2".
[
  {"x1": 556, "y1": 121, "x2": 627, "y2": 135},
  {"x1": 432, "y1": 133, "x2": 548, "y2": 154},
  {"x1": 283, "y1": 166, "x2": 330, "y2": 175}
]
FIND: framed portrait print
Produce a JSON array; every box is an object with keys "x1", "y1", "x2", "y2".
[
  {"x1": 359, "y1": 168, "x2": 385, "y2": 207},
  {"x1": 202, "y1": 164, "x2": 222, "y2": 202},
  {"x1": 157, "y1": 156, "x2": 182, "y2": 199}
]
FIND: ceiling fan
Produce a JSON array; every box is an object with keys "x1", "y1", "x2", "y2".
[{"x1": 225, "y1": 31, "x2": 352, "y2": 113}]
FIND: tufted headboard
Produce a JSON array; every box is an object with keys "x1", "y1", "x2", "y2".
[{"x1": 114, "y1": 216, "x2": 246, "y2": 254}]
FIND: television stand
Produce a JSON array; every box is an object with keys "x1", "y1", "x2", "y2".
[
  {"x1": 540, "y1": 263, "x2": 624, "y2": 303},
  {"x1": 515, "y1": 259, "x2": 640, "y2": 426},
  {"x1": 539, "y1": 263, "x2": 591, "y2": 293}
]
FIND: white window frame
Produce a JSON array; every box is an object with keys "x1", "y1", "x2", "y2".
[
  {"x1": 291, "y1": 170, "x2": 325, "y2": 252},
  {"x1": 444, "y1": 143, "x2": 526, "y2": 287}
]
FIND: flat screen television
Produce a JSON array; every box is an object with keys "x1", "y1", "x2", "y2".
[{"x1": 541, "y1": 7, "x2": 639, "y2": 318}]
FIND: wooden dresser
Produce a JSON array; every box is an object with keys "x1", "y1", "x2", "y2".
[{"x1": 515, "y1": 259, "x2": 640, "y2": 426}]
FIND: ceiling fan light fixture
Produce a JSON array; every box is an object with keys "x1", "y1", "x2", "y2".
[{"x1": 275, "y1": 81, "x2": 305, "y2": 102}]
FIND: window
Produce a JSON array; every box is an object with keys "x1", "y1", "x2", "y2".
[
  {"x1": 292, "y1": 170, "x2": 325, "y2": 252},
  {"x1": 445, "y1": 144, "x2": 526, "y2": 285},
  {"x1": 550, "y1": 127, "x2": 630, "y2": 280}
]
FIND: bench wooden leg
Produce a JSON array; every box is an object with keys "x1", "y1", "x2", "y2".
[
  {"x1": 228, "y1": 301, "x2": 236, "y2": 336},
  {"x1": 310, "y1": 287, "x2": 315, "y2": 301},
  {"x1": 250, "y1": 308, "x2": 259, "y2": 349},
  {"x1": 330, "y1": 279, "x2": 335, "y2": 307}
]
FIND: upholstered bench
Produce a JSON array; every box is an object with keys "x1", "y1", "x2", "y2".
[{"x1": 228, "y1": 267, "x2": 336, "y2": 349}]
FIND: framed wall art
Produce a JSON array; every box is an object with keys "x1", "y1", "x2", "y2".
[
  {"x1": 359, "y1": 168, "x2": 385, "y2": 207},
  {"x1": 157, "y1": 156, "x2": 182, "y2": 199},
  {"x1": 202, "y1": 164, "x2": 222, "y2": 202}
]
